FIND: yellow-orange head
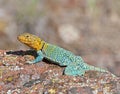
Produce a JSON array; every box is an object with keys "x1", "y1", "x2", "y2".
[{"x1": 17, "y1": 33, "x2": 45, "y2": 51}]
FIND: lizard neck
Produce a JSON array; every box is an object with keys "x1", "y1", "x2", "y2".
[{"x1": 41, "y1": 41, "x2": 48, "y2": 51}]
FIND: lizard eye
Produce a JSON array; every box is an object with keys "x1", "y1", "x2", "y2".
[{"x1": 26, "y1": 35, "x2": 29, "y2": 38}]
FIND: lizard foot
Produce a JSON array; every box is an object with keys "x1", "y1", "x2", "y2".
[{"x1": 26, "y1": 61, "x2": 35, "y2": 64}]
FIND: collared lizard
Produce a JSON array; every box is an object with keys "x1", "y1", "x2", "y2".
[{"x1": 17, "y1": 33, "x2": 116, "y2": 77}]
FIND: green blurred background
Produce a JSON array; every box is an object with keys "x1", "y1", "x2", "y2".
[{"x1": 0, "y1": 0, "x2": 120, "y2": 76}]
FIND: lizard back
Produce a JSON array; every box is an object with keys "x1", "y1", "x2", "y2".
[{"x1": 42, "y1": 43, "x2": 76, "y2": 66}]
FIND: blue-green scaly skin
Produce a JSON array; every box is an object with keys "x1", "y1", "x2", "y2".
[{"x1": 30, "y1": 43, "x2": 113, "y2": 76}]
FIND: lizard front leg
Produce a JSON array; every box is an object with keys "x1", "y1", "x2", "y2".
[{"x1": 27, "y1": 50, "x2": 44, "y2": 64}]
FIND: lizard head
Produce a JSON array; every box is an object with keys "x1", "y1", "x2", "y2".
[{"x1": 17, "y1": 33, "x2": 45, "y2": 51}]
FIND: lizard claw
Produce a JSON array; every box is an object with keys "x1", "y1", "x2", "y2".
[{"x1": 26, "y1": 61, "x2": 34, "y2": 64}]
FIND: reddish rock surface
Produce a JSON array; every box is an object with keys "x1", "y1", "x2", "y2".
[{"x1": 0, "y1": 50, "x2": 119, "y2": 94}]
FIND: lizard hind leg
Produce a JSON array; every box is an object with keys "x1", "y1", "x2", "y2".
[{"x1": 64, "y1": 64, "x2": 86, "y2": 76}]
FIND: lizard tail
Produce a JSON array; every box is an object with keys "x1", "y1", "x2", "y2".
[
  {"x1": 88, "y1": 65, "x2": 107, "y2": 72},
  {"x1": 87, "y1": 65, "x2": 116, "y2": 77}
]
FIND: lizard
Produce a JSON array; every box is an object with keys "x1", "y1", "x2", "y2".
[{"x1": 17, "y1": 33, "x2": 116, "y2": 77}]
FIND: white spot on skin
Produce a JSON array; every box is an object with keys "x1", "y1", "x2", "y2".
[{"x1": 58, "y1": 24, "x2": 80, "y2": 43}]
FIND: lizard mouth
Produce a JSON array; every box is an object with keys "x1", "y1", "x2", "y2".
[
  {"x1": 17, "y1": 35, "x2": 30, "y2": 44},
  {"x1": 17, "y1": 35, "x2": 22, "y2": 42},
  {"x1": 17, "y1": 35, "x2": 25, "y2": 43}
]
